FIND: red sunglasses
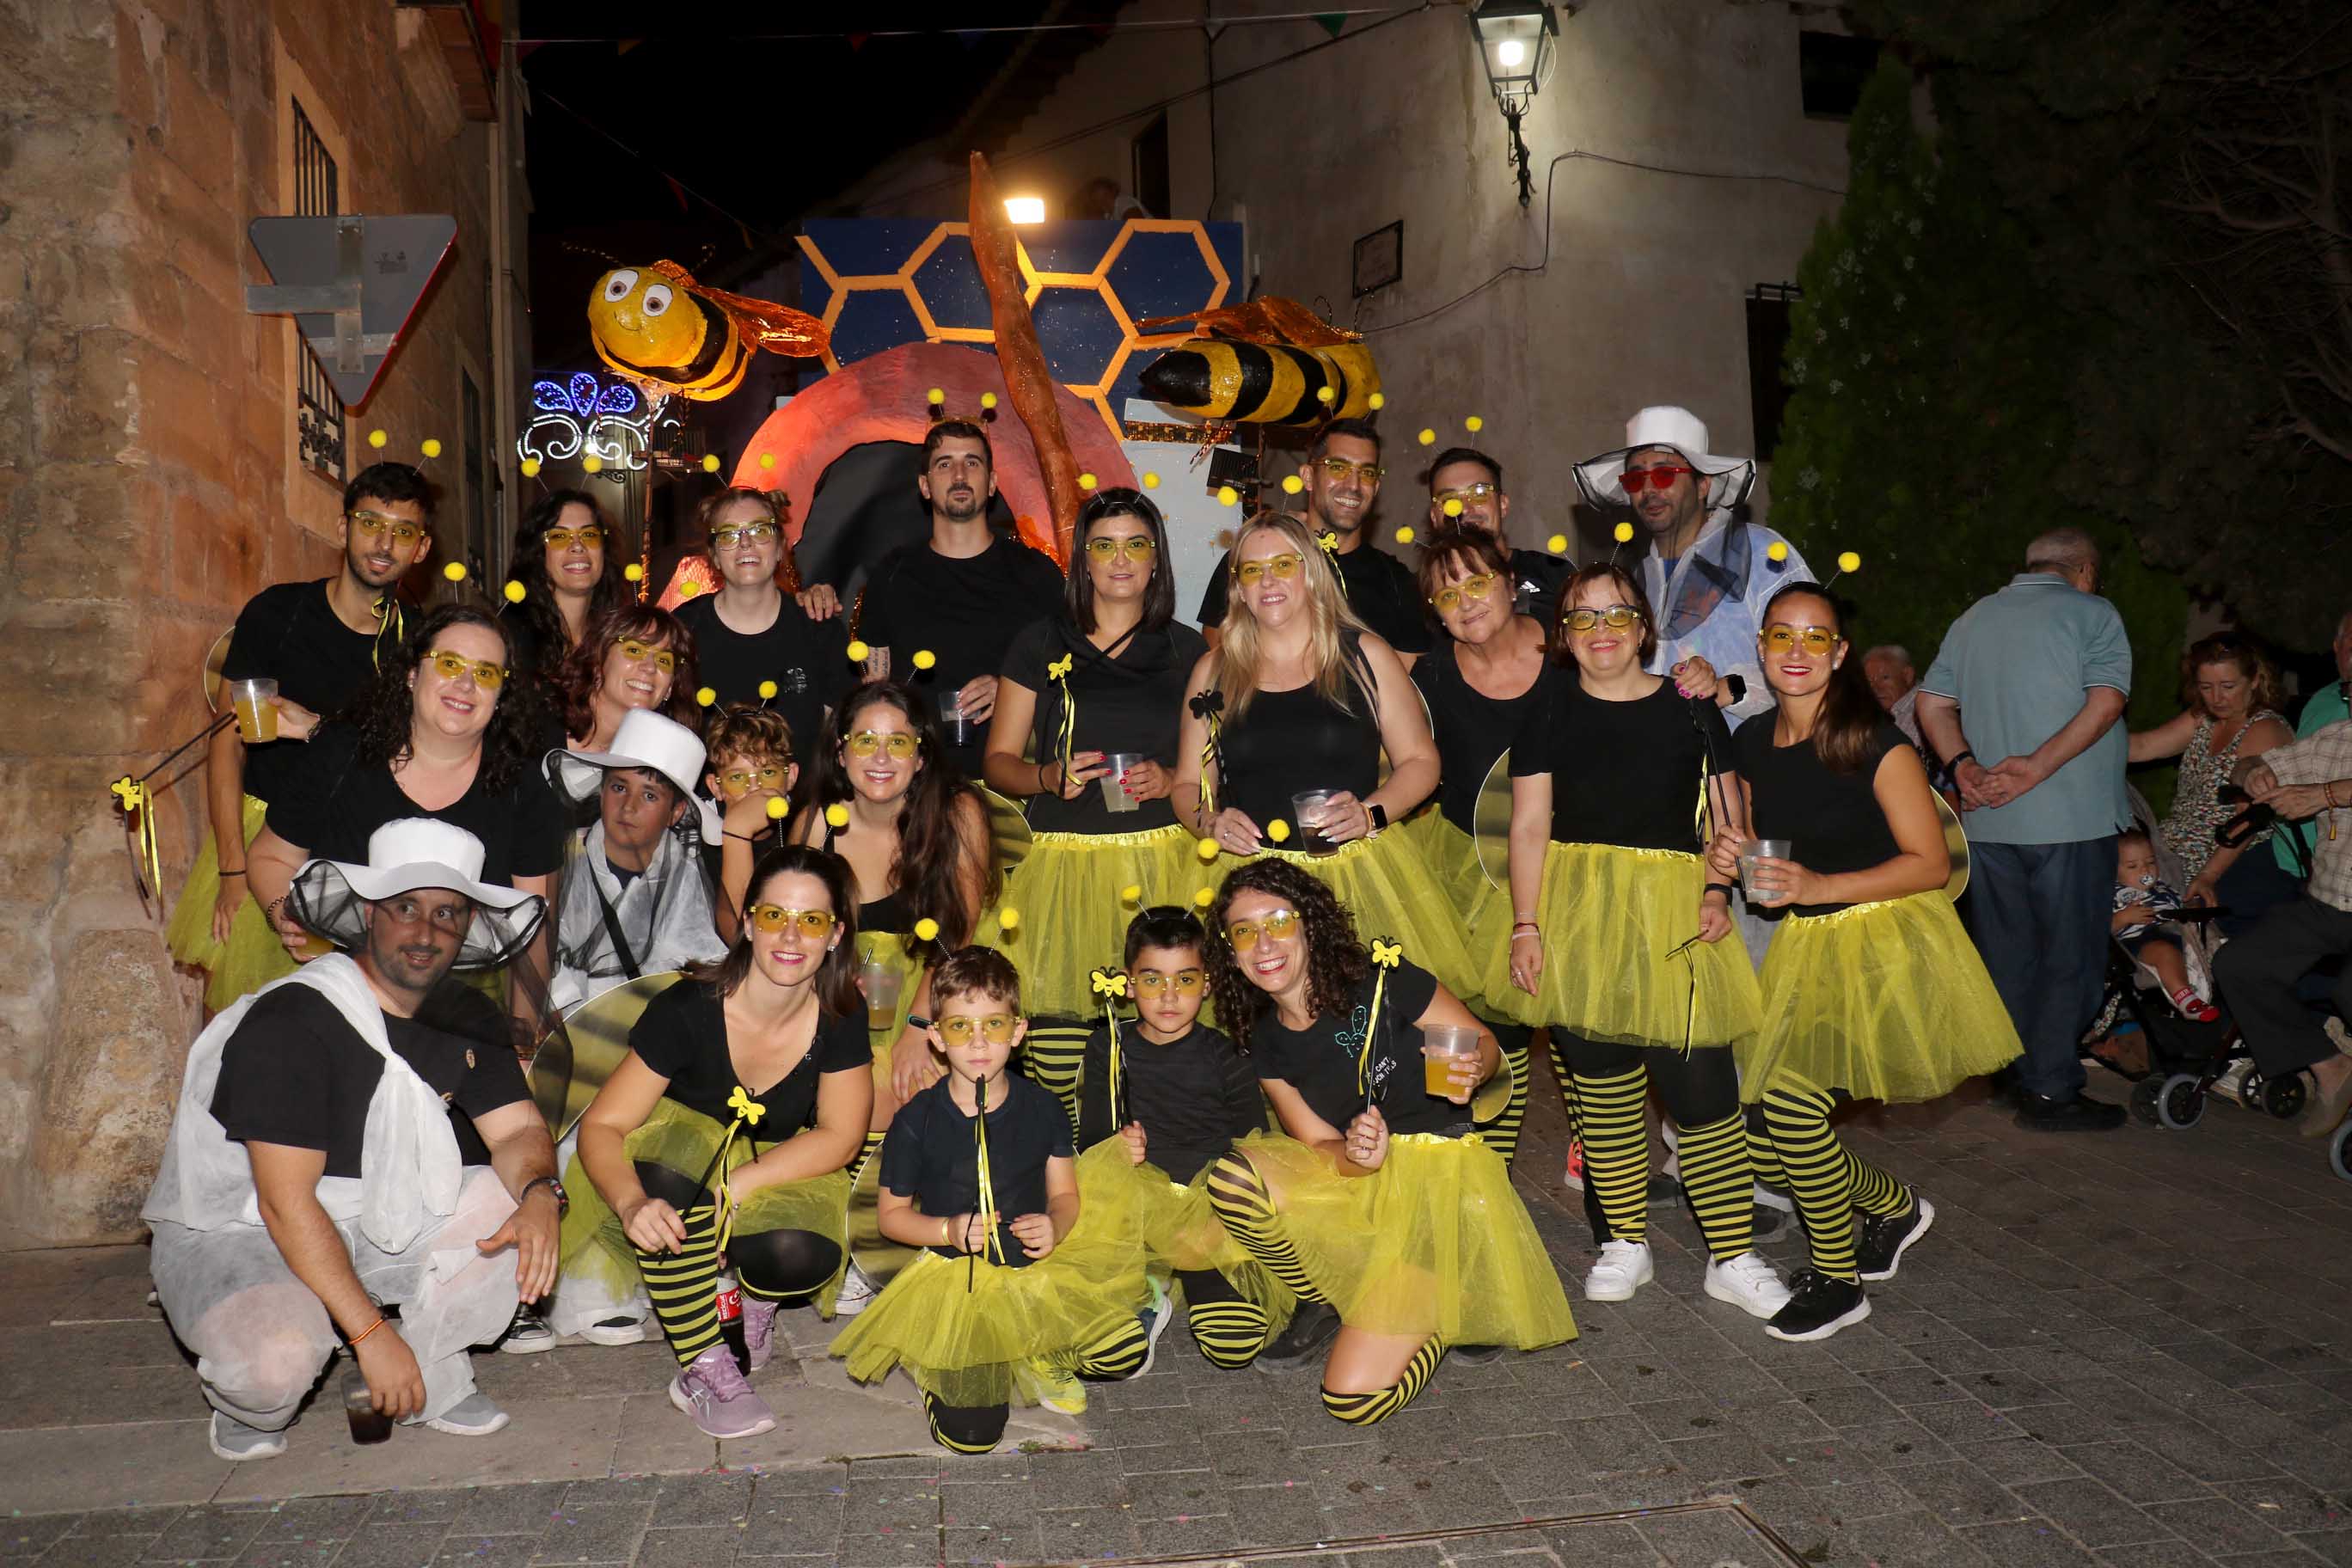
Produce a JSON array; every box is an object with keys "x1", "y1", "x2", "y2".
[{"x1": 1619, "y1": 464, "x2": 1696, "y2": 493}]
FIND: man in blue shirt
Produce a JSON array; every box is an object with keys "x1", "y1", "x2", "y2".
[{"x1": 1918, "y1": 529, "x2": 2134, "y2": 1131}]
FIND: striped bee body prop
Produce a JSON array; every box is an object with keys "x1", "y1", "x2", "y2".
[{"x1": 1139, "y1": 339, "x2": 1382, "y2": 426}]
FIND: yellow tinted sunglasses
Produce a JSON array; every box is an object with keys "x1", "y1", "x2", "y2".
[
  {"x1": 1233, "y1": 553, "x2": 1303, "y2": 588},
  {"x1": 746, "y1": 905, "x2": 836, "y2": 938},
  {"x1": 846, "y1": 731, "x2": 919, "y2": 761},
  {"x1": 612, "y1": 637, "x2": 677, "y2": 672},
  {"x1": 543, "y1": 525, "x2": 603, "y2": 551},
  {"x1": 935, "y1": 1014, "x2": 1018, "y2": 1045},
  {"x1": 1429, "y1": 573, "x2": 1500, "y2": 614},
  {"x1": 348, "y1": 511, "x2": 427, "y2": 545},
  {"x1": 1318, "y1": 457, "x2": 1385, "y2": 484},
  {"x1": 720, "y1": 764, "x2": 789, "y2": 795},
  {"x1": 1132, "y1": 968, "x2": 1204, "y2": 995},
  {"x1": 1084, "y1": 535, "x2": 1159, "y2": 564},
  {"x1": 1564, "y1": 605, "x2": 1643, "y2": 634},
  {"x1": 425, "y1": 649, "x2": 508, "y2": 689},
  {"x1": 711, "y1": 522, "x2": 779, "y2": 548},
  {"x1": 1224, "y1": 910, "x2": 1302, "y2": 951},
  {"x1": 1761, "y1": 625, "x2": 1840, "y2": 656}
]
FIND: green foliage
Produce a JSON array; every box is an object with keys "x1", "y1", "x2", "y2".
[{"x1": 1771, "y1": 57, "x2": 2186, "y2": 737}]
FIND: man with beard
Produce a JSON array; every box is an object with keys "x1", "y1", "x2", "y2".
[
  {"x1": 854, "y1": 420, "x2": 1065, "y2": 776},
  {"x1": 144, "y1": 819, "x2": 559, "y2": 1461},
  {"x1": 1196, "y1": 419, "x2": 1430, "y2": 659},
  {"x1": 671, "y1": 486, "x2": 848, "y2": 750},
  {"x1": 1423, "y1": 446, "x2": 1572, "y2": 622},
  {"x1": 170, "y1": 463, "x2": 438, "y2": 1010}
]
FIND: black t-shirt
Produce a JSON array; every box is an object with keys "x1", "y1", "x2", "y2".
[
  {"x1": 1075, "y1": 1020, "x2": 1264, "y2": 1183},
  {"x1": 1215, "y1": 672, "x2": 1382, "y2": 837},
  {"x1": 1513, "y1": 679, "x2": 1731, "y2": 851},
  {"x1": 1248, "y1": 958, "x2": 1467, "y2": 1138},
  {"x1": 1509, "y1": 548, "x2": 1574, "y2": 626},
  {"x1": 855, "y1": 536, "x2": 1068, "y2": 775},
  {"x1": 222, "y1": 581, "x2": 389, "y2": 805},
  {"x1": 1411, "y1": 640, "x2": 1557, "y2": 834},
  {"x1": 1730, "y1": 713, "x2": 1908, "y2": 917},
  {"x1": 495, "y1": 606, "x2": 554, "y2": 682},
  {"x1": 266, "y1": 722, "x2": 565, "y2": 885},
  {"x1": 879, "y1": 1075, "x2": 1072, "y2": 1268},
  {"x1": 1000, "y1": 616, "x2": 1208, "y2": 833},
  {"x1": 627, "y1": 980, "x2": 871, "y2": 1135},
  {"x1": 209, "y1": 980, "x2": 530, "y2": 1179},
  {"x1": 1196, "y1": 541, "x2": 1431, "y2": 654},
  {"x1": 673, "y1": 591, "x2": 851, "y2": 756}
]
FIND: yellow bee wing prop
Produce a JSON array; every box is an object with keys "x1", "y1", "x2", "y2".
[
  {"x1": 1472, "y1": 749, "x2": 1516, "y2": 891},
  {"x1": 528, "y1": 971, "x2": 685, "y2": 1141},
  {"x1": 979, "y1": 786, "x2": 1034, "y2": 875},
  {"x1": 1936, "y1": 789, "x2": 1970, "y2": 902},
  {"x1": 202, "y1": 624, "x2": 234, "y2": 714}
]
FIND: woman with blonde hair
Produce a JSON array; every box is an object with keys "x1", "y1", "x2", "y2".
[
  {"x1": 2128, "y1": 633, "x2": 2297, "y2": 929},
  {"x1": 1172, "y1": 511, "x2": 1477, "y2": 998}
]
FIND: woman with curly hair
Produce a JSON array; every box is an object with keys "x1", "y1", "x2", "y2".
[
  {"x1": 982, "y1": 487, "x2": 1208, "y2": 1124},
  {"x1": 557, "y1": 603, "x2": 702, "y2": 755},
  {"x1": 501, "y1": 489, "x2": 631, "y2": 677},
  {"x1": 1200, "y1": 860, "x2": 1575, "y2": 1424},
  {"x1": 1173, "y1": 511, "x2": 1477, "y2": 1000},
  {"x1": 2128, "y1": 633, "x2": 2298, "y2": 930},
  {"x1": 246, "y1": 603, "x2": 564, "y2": 962},
  {"x1": 788, "y1": 680, "x2": 995, "y2": 1309}
]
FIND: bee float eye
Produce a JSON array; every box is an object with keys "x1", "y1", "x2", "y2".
[
  {"x1": 602, "y1": 269, "x2": 639, "y2": 302},
  {"x1": 641, "y1": 284, "x2": 674, "y2": 316}
]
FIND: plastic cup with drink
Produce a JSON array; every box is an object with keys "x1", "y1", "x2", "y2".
[
  {"x1": 1737, "y1": 838, "x2": 1792, "y2": 902},
  {"x1": 230, "y1": 677, "x2": 279, "y2": 743},
  {"x1": 858, "y1": 948, "x2": 904, "y2": 1018},
  {"x1": 938, "y1": 689, "x2": 972, "y2": 748},
  {"x1": 1420, "y1": 1023, "x2": 1482, "y2": 1100},
  {"x1": 1290, "y1": 790, "x2": 1342, "y2": 855},
  {"x1": 1100, "y1": 752, "x2": 1143, "y2": 813},
  {"x1": 340, "y1": 1367, "x2": 392, "y2": 1445}
]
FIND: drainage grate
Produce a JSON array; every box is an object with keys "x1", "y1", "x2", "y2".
[{"x1": 1066, "y1": 1498, "x2": 1809, "y2": 1566}]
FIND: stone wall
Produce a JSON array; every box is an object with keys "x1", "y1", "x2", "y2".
[{"x1": 0, "y1": 0, "x2": 512, "y2": 1246}]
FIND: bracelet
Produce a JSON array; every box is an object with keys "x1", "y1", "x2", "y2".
[
  {"x1": 220, "y1": 867, "x2": 247, "y2": 878},
  {"x1": 1702, "y1": 883, "x2": 1733, "y2": 899},
  {"x1": 347, "y1": 1315, "x2": 388, "y2": 1348},
  {"x1": 724, "y1": 831, "x2": 757, "y2": 843},
  {"x1": 1949, "y1": 749, "x2": 1977, "y2": 770},
  {"x1": 2326, "y1": 781, "x2": 2342, "y2": 809},
  {"x1": 942, "y1": 1216, "x2": 955, "y2": 1248}
]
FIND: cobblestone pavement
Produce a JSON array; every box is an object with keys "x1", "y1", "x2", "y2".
[{"x1": 8, "y1": 1067, "x2": 2352, "y2": 1566}]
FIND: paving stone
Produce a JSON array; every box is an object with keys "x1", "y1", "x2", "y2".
[
  {"x1": 324, "y1": 1527, "x2": 450, "y2": 1568},
  {"x1": 1884, "y1": 1461, "x2": 2033, "y2": 1528},
  {"x1": 144, "y1": 1508, "x2": 273, "y2": 1562},
  {"x1": 2009, "y1": 1479, "x2": 2181, "y2": 1550},
  {"x1": 33, "y1": 1540, "x2": 156, "y2": 1568},
  {"x1": 1950, "y1": 1520, "x2": 2103, "y2": 1565},
  {"x1": 2139, "y1": 1496, "x2": 2292, "y2": 1557}
]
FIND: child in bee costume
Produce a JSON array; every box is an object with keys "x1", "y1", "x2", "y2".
[{"x1": 1073, "y1": 908, "x2": 1295, "y2": 1370}]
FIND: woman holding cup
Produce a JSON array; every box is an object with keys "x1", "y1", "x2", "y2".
[
  {"x1": 1708, "y1": 582, "x2": 2018, "y2": 1342},
  {"x1": 982, "y1": 488, "x2": 1208, "y2": 1124},
  {"x1": 1173, "y1": 511, "x2": 1476, "y2": 1000},
  {"x1": 1500, "y1": 563, "x2": 1785, "y2": 1319}
]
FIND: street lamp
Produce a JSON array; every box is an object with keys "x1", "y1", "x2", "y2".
[
  {"x1": 1467, "y1": 1, "x2": 1561, "y2": 208},
  {"x1": 1003, "y1": 196, "x2": 1046, "y2": 224}
]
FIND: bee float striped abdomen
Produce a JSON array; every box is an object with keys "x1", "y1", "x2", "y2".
[{"x1": 1138, "y1": 340, "x2": 1381, "y2": 425}]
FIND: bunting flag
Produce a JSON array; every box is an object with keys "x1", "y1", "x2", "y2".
[{"x1": 1314, "y1": 14, "x2": 1348, "y2": 38}]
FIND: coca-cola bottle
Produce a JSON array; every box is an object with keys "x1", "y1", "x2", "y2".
[{"x1": 714, "y1": 1264, "x2": 749, "y2": 1374}]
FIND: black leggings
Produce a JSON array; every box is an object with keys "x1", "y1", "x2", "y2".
[{"x1": 634, "y1": 1161, "x2": 843, "y2": 1364}]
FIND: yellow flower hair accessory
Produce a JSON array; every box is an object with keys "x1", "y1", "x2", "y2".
[
  {"x1": 766, "y1": 796, "x2": 788, "y2": 820},
  {"x1": 504, "y1": 580, "x2": 526, "y2": 603},
  {"x1": 912, "y1": 917, "x2": 940, "y2": 943},
  {"x1": 825, "y1": 803, "x2": 850, "y2": 828},
  {"x1": 847, "y1": 640, "x2": 870, "y2": 661}
]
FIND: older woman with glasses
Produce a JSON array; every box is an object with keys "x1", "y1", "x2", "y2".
[{"x1": 981, "y1": 488, "x2": 1210, "y2": 1127}]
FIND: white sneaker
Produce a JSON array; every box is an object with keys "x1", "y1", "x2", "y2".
[
  {"x1": 1704, "y1": 1251, "x2": 1793, "y2": 1320},
  {"x1": 1583, "y1": 1240, "x2": 1654, "y2": 1302},
  {"x1": 424, "y1": 1392, "x2": 511, "y2": 1436},
  {"x1": 832, "y1": 1262, "x2": 879, "y2": 1316},
  {"x1": 208, "y1": 1412, "x2": 287, "y2": 1461},
  {"x1": 580, "y1": 1314, "x2": 647, "y2": 1346}
]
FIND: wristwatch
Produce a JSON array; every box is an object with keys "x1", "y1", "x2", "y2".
[
  {"x1": 1366, "y1": 802, "x2": 1389, "y2": 835},
  {"x1": 520, "y1": 1175, "x2": 569, "y2": 1218}
]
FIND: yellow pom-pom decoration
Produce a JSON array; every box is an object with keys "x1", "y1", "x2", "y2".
[
  {"x1": 1078, "y1": 473, "x2": 1097, "y2": 491},
  {"x1": 997, "y1": 908, "x2": 1020, "y2": 933},
  {"x1": 1142, "y1": 472, "x2": 1160, "y2": 489},
  {"x1": 624, "y1": 563, "x2": 644, "y2": 582},
  {"x1": 926, "y1": 388, "x2": 945, "y2": 405},
  {"x1": 758, "y1": 453, "x2": 776, "y2": 470},
  {"x1": 1466, "y1": 415, "x2": 1484, "y2": 433},
  {"x1": 1281, "y1": 475, "x2": 1303, "y2": 496},
  {"x1": 1216, "y1": 485, "x2": 1238, "y2": 507},
  {"x1": 1315, "y1": 386, "x2": 1334, "y2": 404},
  {"x1": 912, "y1": 649, "x2": 936, "y2": 671},
  {"x1": 503, "y1": 579, "x2": 526, "y2": 603},
  {"x1": 1368, "y1": 392, "x2": 1386, "y2": 410},
  {"x1": 1119, "y1": 884, "x2": 1142, "y2": 904},
  {"x1": 420, "y1": 438, "x2": 443, "y2": 459},
  {"x1": 1767, "y1": 541, "x2": 1790, "y2": 563},
  {"x1": 1547, "y1": 533, "x2": 1569, "y2": 554},
  {"x1": 1837, "y1": 550, "x2": 1862, "y2": 573},
  {"x1": 1442, "y1": 499, "x2": 1463, "y2": 518},
  {"x1": 701, "y1": 454, "x2": 721, "y2": 474},
  {"x1": 847, "y1": 640, "x2": 870, "y2": 662},
  {"x1": 1614, "y1": 521, "x2": 1635, "y2": 543},
  {"x1": 367, "y1": 429, "x2": 388, "y2": 449},
  {"x1": 519, "y1": 457, "x2": 542, "y2": 478},
  {"x1": 582, "y1": 455, "x2": 604, "y2": 474},
  {"x1": 766, "y1": 796, "x2": 788, "y2": 821},
  {"x1": 695, "y1": 687, "x2": 716, "y2": 707},
  {"x1": 1418, "y1": 428, "x2": 1436, "y2": 446},
  {"x1": 912, "y1": 917, "x2": 940, "y2": 943},
  {"x1": 1267, "y1": 819, "x2": 1292, "y2": 844},
  {"x1": 1394, "y1": 526, "x2": 1416, "y2": 545},
  {"x1": 1197, "y1": 836, "x2": 1219, "y2": 862},
  {"x1": 1193, "y1": 885, "x2": 1215, "y2": 908},
  {"x1": 442, "y1": 561, "x2": 466, "y2": 583},
  {"x1": 980, "y1": 392, "x2": 998, "y2": 410},
  {"x1": 825, "y1": 803, "x2": 850, "y2": 829},
  {"x1": 757, "y1": 679, "x2": 778, "y2": 700}
]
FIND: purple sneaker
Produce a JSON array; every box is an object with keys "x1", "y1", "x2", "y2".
[
  {"x1": 744, "y1": 1294, "x2": 780, "y2": 1373},
  {"x1": 668, "y1": 1345, "x2": 777, "y2": 1439}
]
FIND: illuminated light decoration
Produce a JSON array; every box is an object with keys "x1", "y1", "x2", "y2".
[
  {"x1": 517, "y1": 371, "x2": 679, "y2": 481},
  {"x1": 1003, "y1": 196, "x2": 1046, "y2": 224}
]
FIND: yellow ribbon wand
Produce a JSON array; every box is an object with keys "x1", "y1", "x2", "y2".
[
  {"x1": 1091, "y1": 968, "x2": 1130, "y2": 1128},
  {"x1": 970, "y1": 1073, "x2": 1007, "y2": 1290},
  {"x1": 696, "y1": 1085, "x2": 766, "y2": 1253},
  {"x1": 1360, "y1": 938, "x2": 1403, "y2": 1110},
  {"x1": 1046, "y1": 652, "x2": 1078, "y2": 784}
]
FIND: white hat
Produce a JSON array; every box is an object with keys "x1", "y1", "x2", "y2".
[
  {"x1": 1572, "y1": 406, "x2": 1757, "y2": 513},
  {"x1": 545, "y1": 708, "x2": 722, "y2": 845},
  {"x1": 286, "y1": 818, "x2": 547, "y2": 970}
]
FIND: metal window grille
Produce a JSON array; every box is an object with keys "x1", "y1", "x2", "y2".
[
  {"x1": 292, "y1": 99, "x2": 347, "y2": 483},
  {"x1": 462, "y1": 369, "x2": 486, "y2": 571}
]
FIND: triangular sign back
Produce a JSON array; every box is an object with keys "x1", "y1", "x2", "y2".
[{"x1": 246, "y1": 214, "x2": 456, "y2": 409}]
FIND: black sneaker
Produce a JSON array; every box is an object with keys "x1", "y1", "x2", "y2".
[
  {"x1": 493, "y1": 1302, "x2": 556, "y2": 1355},
  {"x1": 1764, "y1": 1270, "x2": 1871, "y2": 1342},
  {"x1": 2014, "y1": 1092, "x2": 2127, "y2": 1132},
  {"x1": 1253, "y1": 1302, "x2": 1341, "y2": 1373},
  {"x1": 1450, "y1": 1343, "x2": 1506, "y2": 1364},
  {"x1": 1855, "y1": 1197, "x2": 1935, "y2": 1282}
]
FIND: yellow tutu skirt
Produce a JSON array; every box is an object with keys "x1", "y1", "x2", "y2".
[
  {"x1": 829, "y1": 1212, "x2": 1148, "y2": 1409},
  {"x1": 1480, "y1": 842, "x2": 1763, "y2": 1047},
  {"x1": 1229, "y1": 1131, "x2": 1576, "y2": 1347},
  {"x1": 855, "y1": 930, "x2": 924, "y2": 1099},
  {"x1": 559, "y1": 1098, "x2": 853, "y2": 1317},
  {"x1": 1399, "y1": 812, "x2": 1515, "y2": 1016},
  {"x1": 164, "y1": 796, "x2": 297, "y2": 1012},
  {"x1": 1737, "y1": 891, "x2": 2023, "y2": 1106},
  {"x1": 982, "y1": 825, "x2": 1198, "y2": 1018},
  {"x1": 1237, "y1": 833, "x2": 1483, "y2": 1003},
  {"x1": 1074, "y1": 1138, "x2": 1296, "y2": 1334}
]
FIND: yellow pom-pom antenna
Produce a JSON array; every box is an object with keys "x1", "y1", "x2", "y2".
[
  {"x1": 695, "y1": 687, "x2": 716, "y2": 707},
  {"x1": 1078, "y1": 473, "x2": 1097, "y2": 491},
  {"x1": 1315, "y1": 385, "x2": 1334, "y2": 404},
  {"x1": 912, "y1": 917, "x2": 940, "y2": 943},
  {"x1": 1193, "y1": 885, "x2": 1215, "y2": 908},
  {"x1": 1837, "y1": 550, "x2": 1862, "y2": 574},
  {"x1": 911, "y1": 649, "x2": 936, "y2": 671},
  {"x1": 997, "y1": 908, "x2": 1020, "y2": 933},
  {"x1": 1142, "y1": 472, "x2": 1160, "y2": 489},
  {"x1": 1394, "y1": 526, "x2": 1416, "y2": 545},
  {"x1": 1465, "y1": 414, "x2": 1484, "y2": 433},
  {"x1": 758, "y1": 453, "x2": 776, "y2": 470},
  {"x1": 1119, "y1": 884, "x2": 1142, "y2": 904},
  {"x1": 367, "y1": 429, "x2": 388, "y2": 450},
  {"x1": 1547, "y1": 533, "x2": 1569, "y2": 554},
  {"x1": 1614, "y1": 521, "x2": 1634, "y2": 544},
  {"x1": 980, "y1": 391, "x2": 998, "y2": 410},
  {"x1": 503, "y1": 579, "x2": 526, "y2": 603},
  {"x1": 420, "y1": 438, "x2": 443, "y2": 459},
  {"x1": 1418, "y1": 428, "x2": 1436, "y2": 446},
  {"x1": 1216, "y1": 485, "x2": 1238, "y2": 507},
  {"x1": 926, "y1": 387, "x2": 945, "y2": 406},
  {"x1": 1267, "y1": 819, "x2": 1292, "y2": 844},
  {"x1": 825, "y1": 803, "x2": 850, "y2": 829},
  {"x1": 1442, "y1": 499, "x2": 1463, "y2": 518},
  {"x1": 624, "y1": 562, "x2": 645, "y2": 582},
  {"x1": 846, "y1": 640, "x2": 870, "y2": 662},
  {"x1": 701, "y1": 454, "x2": 721, "y2": 474},
  {"x1": 757, "y1": 679, "x2": 778, "y2": 700},
  {"x1": 1197, "y1": 836, "x2": 1219, "y2": 862},
  {"x1": 519, "y1": 457, "x2": 542, "y2": 478},
  {"x1": 1368, "y1": 392, "x2": 1386, "y2": 411},
  {"x1": 1281, "y1": 475, "x2": 1303, "y2": 496},
  {"x1": 1767, "y1": 541, "x2": 1790, "y2": 563},
  {"x1": 766, "y1": 796, "x2": 788, "y2": 821},
  {"x1": 582, "y1": 455, "x2": 604, "y2": 474},
  {"x1": 442, "y1": 561, "x2": 466, "y2": 583}
]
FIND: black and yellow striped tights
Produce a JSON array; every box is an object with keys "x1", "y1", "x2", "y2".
[
  {"x1": 1748, "y1": 1075, "x2": 1911, "y2": 1281},
  {"x1": 1205, "y1": 1151, "x2": 1443, "y2": 1425},
  {"x1": 631, "y1": 1162, "x2": 841, "y2": 1367},
  {"x1": 922, "y1": 1314, "x2": 1154, "y2": 1452},
  {"x1": 1021, "y1": 1017, "x2": 1091, "y2": 1140},
  {"x1": 1553, "y1": 1032, "x2": 1754, "y2": 1260}
]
